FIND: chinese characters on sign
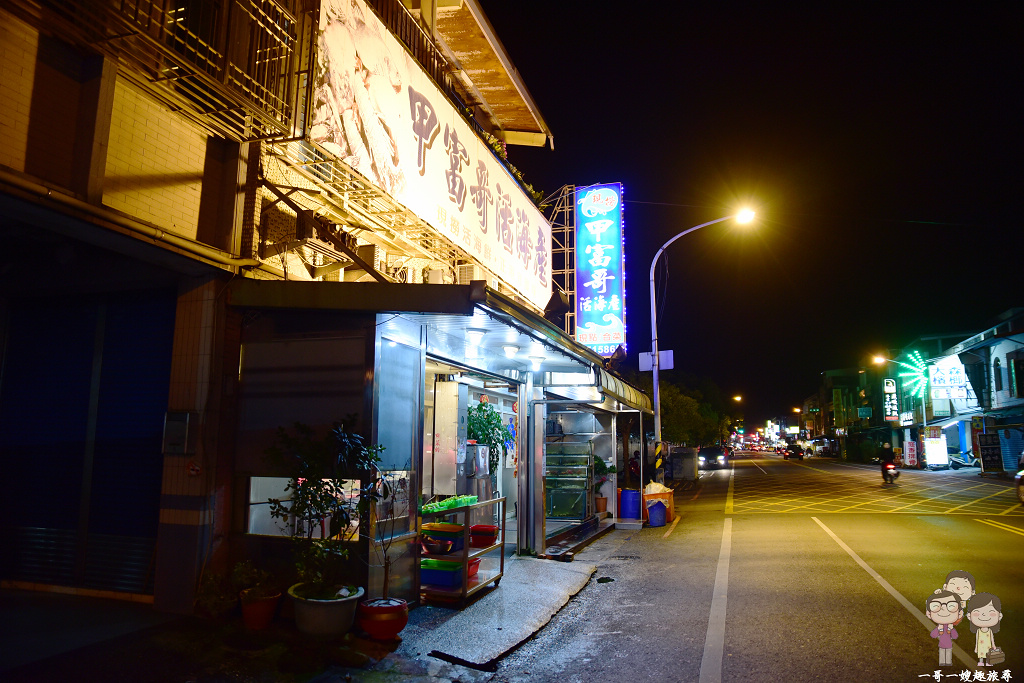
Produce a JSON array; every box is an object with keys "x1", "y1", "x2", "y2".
[
  {"x1": 883, "y1": 378, "x2": 900, "y2": 421},
  {"x1": 313, "y1": 0, "x2": 551, "y2": 309},
  {"x1": 574, "y1": 184, "x2": 626, "y2": 357}
]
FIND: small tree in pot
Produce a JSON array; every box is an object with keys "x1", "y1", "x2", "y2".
[
  {"x1": 266, "y1": 419, "x2": 383, "y2": 637},
  {"x1": 356, "y1": 468, "x2": 410, "y2": 640}
]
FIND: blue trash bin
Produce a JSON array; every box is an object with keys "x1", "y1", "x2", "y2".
[
  {"x1": 647, "y1": 501, "x2": 667, "y2": 527},
  {"x1": 621, "y1": 489, "x2": 641, "y2": 519}
]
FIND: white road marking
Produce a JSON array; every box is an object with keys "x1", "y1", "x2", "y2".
[
  {"x1": 698, "y1": 518, "x2": 732, "y2": 683},
  {"x1": 812, "y1": 516, "x2": 973, "y2": 668}
]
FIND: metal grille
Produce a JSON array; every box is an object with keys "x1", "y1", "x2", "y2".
[
  {"x1": 549, "y1": 185, "x2": 577, "y2": 336},
  {"x1": 7, "y1": 0, "x2": 307, "y2": 141},
  {"x1": 1, "y1": 528, "x2": 157, "y2": 594}
]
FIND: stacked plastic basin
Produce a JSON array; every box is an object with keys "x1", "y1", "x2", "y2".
[
  {"x1": 420, "y1": 558, "x2": 481, "y2": 586},
  {"x1": 422, "y1": 522, "x2": 464, "y2": 552},
  {"x1": 470, "y1": 524, "x2": 499, "y2": 548}
]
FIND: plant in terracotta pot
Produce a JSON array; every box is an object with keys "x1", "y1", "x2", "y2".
[
  {"x1": 593, "y1": 456, "x2": 613, "y2": 514},
  {"x1": 232, "y1": 560, "x2": 282, "y2": 631},
  {"x1": 356, "y1": 468, "x2": 410, "y2": 641},
  {"x1": 266, "y1": 419, "x2": 383, "y2": 637}
]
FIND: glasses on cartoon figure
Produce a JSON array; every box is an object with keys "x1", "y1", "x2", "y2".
[{"x1": 928, "y1": 601, "x2": 960, "y2": 612}]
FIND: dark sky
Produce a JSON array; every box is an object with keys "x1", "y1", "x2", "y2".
[{"x1": 477, "y1": 2, "x2": 1023, "y2": 425}]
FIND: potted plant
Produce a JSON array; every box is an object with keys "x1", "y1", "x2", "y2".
[
  {"x1": 593, "y1": 456, "x2": 613, "y2": 514},
  {"x1": 356, "y1": 469, "x2": 410, "y2": 641},
  {"x1": 266, "y1": 419, "x2": 383, "y2": 637},
  {"x1": 194, "y1": 569, "x2": 238, "y2": 620},
  {"x1": 232, "y1": 560, "x2": 282, "y2": 631},
  {"x1": 466, "y1": 399, "x2": 514, "y2": 482}
]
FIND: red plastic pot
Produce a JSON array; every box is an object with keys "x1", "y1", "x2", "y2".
[
  {"x1": 240, "y1": 590, "x2": 281, "y2": 631},
  {"x1": 357, "y1": 598, "x2": 409, "y2": 641}
]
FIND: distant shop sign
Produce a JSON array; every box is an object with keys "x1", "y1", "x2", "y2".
[{"x1": 883, "y1": 379, "x2": 899, "y2": 421}]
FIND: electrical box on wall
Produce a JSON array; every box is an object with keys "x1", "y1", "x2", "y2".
[{"x1": 163, "y1": 411, "x2": 199, "y2": 455}]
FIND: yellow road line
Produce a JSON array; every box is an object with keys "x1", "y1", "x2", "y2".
[
  {"x1": 943, "y1": 487, "x2": 1017, "y2": 513},
  {"x1": 885, "y1": 482, "x2": 997, "y2": 513},
  {"x1": 998, "y1": 502, "x2": 1021, "y2": 515},
  {"x1": 725, "y1": 468, "x2": 734, "y2": 514},
  {"x1": 974, "y1": 518, "x2": 1024, "y2": 536}
]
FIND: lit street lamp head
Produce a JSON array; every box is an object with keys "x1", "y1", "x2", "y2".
[{"x1": 736, "y1": 209, "x2": 756, "y2": 224}]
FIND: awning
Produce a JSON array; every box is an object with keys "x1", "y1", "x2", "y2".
[
  {"x1": 599, "y1": 368, "x2": 652, "y2": 414},
  {"x1": 226, "y1": 278, "x2": 651, "y2": 413}
]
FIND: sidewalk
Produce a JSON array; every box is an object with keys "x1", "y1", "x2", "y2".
[{"x1": 1, "y1": 547, "x2": 598, "y2": 682}]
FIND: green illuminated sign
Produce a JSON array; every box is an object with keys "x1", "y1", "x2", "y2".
[{"x1": 897, "y1": 350, "x2": 928, "y2": 398}]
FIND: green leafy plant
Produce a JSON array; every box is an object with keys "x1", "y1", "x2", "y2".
[
  {"x1": 466, "y1": 401, "x2": 514, "y2": 476},
  {"x1": 266, "y1": 419, "x2": 384, "y2": 600},
  {"x1": 593, "y1": 457, "x2": 613, "y2": 497},
  {"x1": 232, "y1": 560, "x2": 280, "y2": 602},
  {"x1": 195, "y1": 570, "x2": 238, "y2": 618}
]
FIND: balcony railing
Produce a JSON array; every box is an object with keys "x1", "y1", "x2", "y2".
[{"x1": 8, "y1": 0, "x2": 308, "y2": 141}]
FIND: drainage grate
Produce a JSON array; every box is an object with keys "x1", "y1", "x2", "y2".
[{"x1": 608, "y1": 555, "x2": 641, "y2": 560}]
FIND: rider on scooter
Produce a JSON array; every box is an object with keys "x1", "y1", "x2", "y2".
[{"x1": 879, "y1": 442, "x2": 899, "y2": 481}]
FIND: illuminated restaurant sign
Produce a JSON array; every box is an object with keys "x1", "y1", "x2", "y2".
[
  {"x1": 574, "y1": 183, "x2": 626, "y2": 356},
  {"x1": 313, "y1": 0, "x2": 551, "y2": 309},
  {"x1": 883, "y1": 378, "x2": 899, "y2": 421}
]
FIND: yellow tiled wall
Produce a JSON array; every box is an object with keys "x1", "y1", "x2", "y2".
[
  {"x1": 103, "y1": 80, "x2": 207, "y2": 239},
  {"x1": 0, "y1": 8, "x2": 37, "y2": 173}
]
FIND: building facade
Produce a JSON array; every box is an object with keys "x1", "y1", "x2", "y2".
[{"x1": 0, "y1": 0, "x2": 648, "y2": 613}]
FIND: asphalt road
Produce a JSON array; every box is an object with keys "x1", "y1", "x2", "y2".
[{"x1": 488, "y1": 454, "x2": 1023, "y2": 683}]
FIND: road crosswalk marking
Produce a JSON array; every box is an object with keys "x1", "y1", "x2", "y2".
[{"x1": 728, "y1": 460, "x2": 1023, "y2": 515}]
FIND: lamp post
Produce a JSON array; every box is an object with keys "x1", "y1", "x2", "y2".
[{"x1": 649, "y1": 210, "x2": 755, "y2": 460}]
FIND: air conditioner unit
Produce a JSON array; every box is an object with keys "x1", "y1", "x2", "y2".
[
  {"x1": 457, "y1": 264, "x2": 484, "y2": 284},
  {"x1": 388, "y1": 265, "x2": 420, "y2": 283}
]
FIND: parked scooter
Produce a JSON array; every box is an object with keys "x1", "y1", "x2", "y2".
[{"x1": 882, "y1": 462, "x2": 900, "y2": 484}]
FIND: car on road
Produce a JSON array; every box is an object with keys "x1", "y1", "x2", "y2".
[
  {"x1": 783, "y1": 445, "x2": 804, "y2": 460},
  {"x1": 698, "y1": 445, "x2": 729, "y2": 469}
]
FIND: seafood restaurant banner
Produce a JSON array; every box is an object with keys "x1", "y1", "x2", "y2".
[
  {"x1": 574, "y1": 183, "x2": 626, "y2": 356},
  {"x1": 313, "y1": 0, "x2": 552, "y2": 309}
]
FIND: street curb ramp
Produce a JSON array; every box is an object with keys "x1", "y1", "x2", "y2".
[{"x1": 391, "y1": 555, "x2": 596, "y2": 670}]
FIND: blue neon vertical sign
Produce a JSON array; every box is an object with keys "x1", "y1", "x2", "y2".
[{"x1": 574, "y1": 183, "x2": 626, "y2": 357}]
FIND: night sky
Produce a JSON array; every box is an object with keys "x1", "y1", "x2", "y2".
[{"x1": 477, "y1": 2, "x2": 1023, "y2": 425}]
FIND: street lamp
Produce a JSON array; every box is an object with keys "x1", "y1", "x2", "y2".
[{"x1": 649, "y1": 210, "x2": 756, "y2": 458}]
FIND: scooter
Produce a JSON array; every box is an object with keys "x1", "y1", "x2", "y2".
[{"x1": 882, "y1": 462, "x2": 900, "y2": 484}]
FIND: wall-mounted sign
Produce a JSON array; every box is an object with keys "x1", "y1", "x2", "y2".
[
  {"x1": 899, "y1": 411, "x2": 915, "y2": 426},
  {"x1": 883, "y1": 379, "x2": 900, "y2": 421},
  {"x1": 574, "y1": 183, "x2": 626, "y2": 357},
  {"x1": 313, "y1": 0, "x2": 552, "y2": 309},
  {"x1": 858, "y1": 407, "x2": 873, "y2": 418},
  {"x1": 929, "y1": 355, "x2": 978, "y2": 407}
]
